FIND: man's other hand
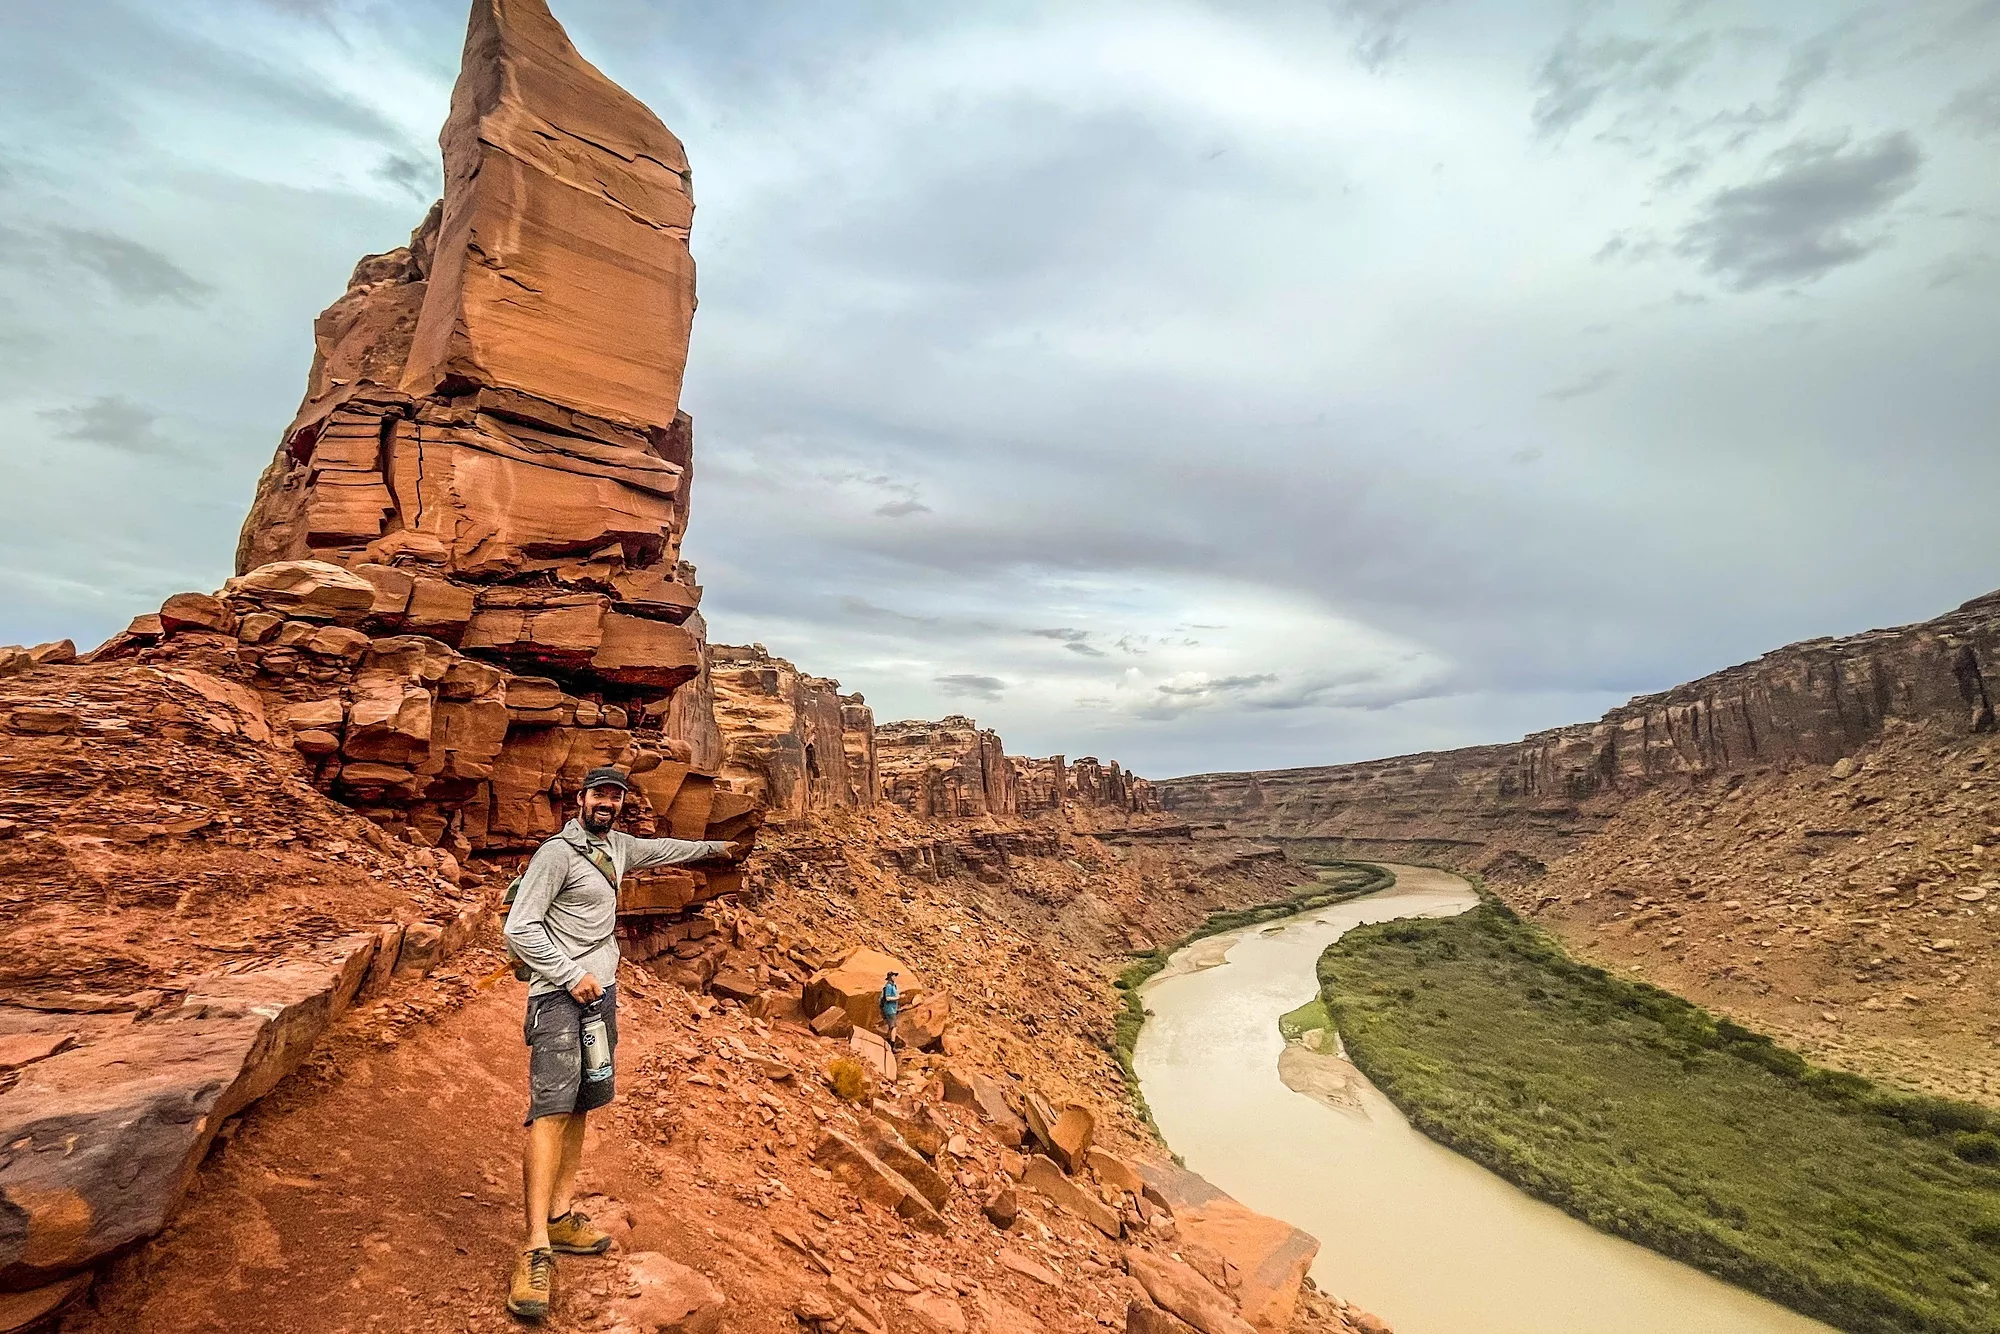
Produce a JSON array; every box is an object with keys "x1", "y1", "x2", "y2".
[
  {"x1": 569, "y1": 973, "x2": 605, "y2": 1004},
  {"x1": 726, "y1": 836, "x2": 756, "y2": 861}
]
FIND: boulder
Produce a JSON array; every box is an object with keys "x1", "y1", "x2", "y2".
[
  {"x1": 1045, "y1": 1104, "x2": 1096, "y2": 1175},
  {"x1": 904, "y1": 1292, "x2": 967, "y2": 1334},
  {"x1": 941, "y1": 1067, "x2": 1025, "y2": 1146},
  {"x1": 899, "y1": 992, "x2": 950, "y2": 1050},
  {"x1": 0, "y1": 647, "x2": 30, "y2": 678},
  {"x1": 1088, "y1": 1146, "x2": 1147, "y2": 1196},
  {"x1": 237, "y1": 611, "x2": 284, "y2": 643},
  {"x1": 293, "y1": 729, "x2": 342, "y2": 758},
  {"x1": 228, "y1": 561, "x2": 376, "y2": 622},
  {"x1": 1126, "y1": 1299, "x2": 1199, "y2": 1334},
  {"x1": 351, "y1": 563, "x2": 415, "y2": 619},
  {"x1": 983, "y1": 1185, "x2": 1019, "y2": 1230},
  {"x1": 394, "y1": 922, "x2": 446, "y2": 975},
  {"x1": 306, "y1": 625, "x2": 370, "y2": 662},
  {"x1": 282, "y1": 698, "x2": 346, "y2": 731},
  {"x1": 809, "y1": 1006, "x2": 854, "y2": 1039},
  {"x1": 810, "y1": 1132, "x2": 946, "y2": 1232},
  {"x1": 159, "y1": 592, "x2": 236, "y2": 636},
  {"x1": 28, "y1": 640, "x2": 77, "y2": 666},
  {"x1": 848, "y1": 1029, "x2": 897, "y2": 1085},
  {"x1": 1123, "y1": 1251, "x2": 1255, "y2": 1334},
  {"x1": 861, "y1": 1118, "x2": 951, "y2": 1210},
  {"x1": 708, "y1": 969, "x2": 760, "y2": 1004},
  {"x1": 1134, "y1": 1160, "x2": 1319, "y2": 1334},
  {"x1": 1022, "y1": 1154, "x2": 1120, "y2": 1238},
  {"x1": 344, "y1": 683, "x2": 434, "y2": 765},
  {"x1": 403, "y1": 577, "x2": 476, "y2": 640},
  {"x1": 873, "y1": 1101, "x2": 948, "y2": 1158},
  {"x1": 602, "y1": 1251, "x2": 726, "y2": 1334},
  {"x1": 802, "y1": 947, "x2": 919, "y2": 1036}
]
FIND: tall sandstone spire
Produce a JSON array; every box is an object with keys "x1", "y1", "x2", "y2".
[{"x1": 228, "y1": 0, "x2": 732, "y2": 850}]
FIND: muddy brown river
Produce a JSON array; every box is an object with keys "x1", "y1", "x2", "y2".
[{"x1": 1132, "y1": 864, "x2": 1838, "y2": 1334}]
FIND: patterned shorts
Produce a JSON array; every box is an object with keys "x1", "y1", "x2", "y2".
[{"x1": 523, "y1": 985, "x2": 618, "y2": 1124}]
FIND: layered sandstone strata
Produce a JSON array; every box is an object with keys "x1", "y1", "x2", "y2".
[
  {"x1": 108, "y1": 0, "x2": 750, "y2": 860},
  {"x1": 877, "y1": 716, "x2": 1016, "y2": 819},
  {"x1": 874, "y1": 718, "x2": 1161, "y2": 821},
  {"x1": 709, "y1": 644, "x2": 877, "y2": 821},
  {"x1": 1158, "y1": 588, "x2": 2000, "y2": 867}
]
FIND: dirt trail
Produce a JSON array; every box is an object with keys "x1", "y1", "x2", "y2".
[{"x1": 72, "y1": 964, "x2": 649, "y2": 1333}]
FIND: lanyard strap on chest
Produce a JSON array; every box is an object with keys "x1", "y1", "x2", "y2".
[{"x1": 580, "y1": 843, "x2": 620, "y2": 893}]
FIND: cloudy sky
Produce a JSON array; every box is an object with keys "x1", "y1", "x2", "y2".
[{"x1": 3, "y1": 0, "x2": 1997, "y2": 777}]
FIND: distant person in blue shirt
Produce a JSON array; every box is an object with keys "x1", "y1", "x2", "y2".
[{"x1": 880, "y1": 971, "x2": 900, "y2": 1047}]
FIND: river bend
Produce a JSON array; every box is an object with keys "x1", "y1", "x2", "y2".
[{"x1": 1131, "y1": 864, "x2": 1836, "y2": 1334}]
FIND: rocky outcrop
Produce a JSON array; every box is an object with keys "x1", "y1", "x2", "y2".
[
  {"x1": 86, "y1": 0, "x2": 752, "y2": 867},
  {"x1": 878, "y1": 717, "x2": 1014, "y2": 819},
  {"x1": 709, "y1": 644, "x2": 875, "y2": 821},
  {"x1": 873, "y1": 718, "x2": 1160, "y2": 821},
  {"x1": 1159, "y1": 589, "x2": 2000, "y2": 869}
]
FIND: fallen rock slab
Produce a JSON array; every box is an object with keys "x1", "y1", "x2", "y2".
[
  {"x1": 0, "y1": 1272, "x2": 91, "y2": 1333},
  {"x1": 1134, "y1": 1159, "x2": 1319, "y2": 1334},
  {"x1": 904, "y1": 1291, "x2": 968, "y2": 1334},
  {"x1": 0, "y1": 1030, "x2": 77, "y2": 1072},
  {"x1": 1125, "y1": 1250, "x2": 1256, "y2": 1334},
  {"x1": 1023, "y1": 1153, "x2": 1120, "y2": 1237},
  {"x1": 0, "y1": 937, "x2": 375, "y2": 1290},
  {"x1": 810, "y1": 1131, "x2": 947, "y2": 1233},
  {"x1": 862, "y1": 1118, "x2": 952, "y2": 1210},
  {"x1": 941, "y1": 1066, "x2": 1025, "y2": 1146},
  {"x1": 1088, "y1": 1146, "x2": 1146, "y2": 1195}
]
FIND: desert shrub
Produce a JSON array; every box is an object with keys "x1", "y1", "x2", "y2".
[{"x1": 826, "y1": 1057, "x2": 871, "y2": 1103}]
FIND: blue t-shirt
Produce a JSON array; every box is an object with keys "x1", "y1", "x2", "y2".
[{"x1": 881, "y1": 980, "x2": 900, "y2": 1011}]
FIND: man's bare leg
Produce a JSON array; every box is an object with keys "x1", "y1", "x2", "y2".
[
  {"x1": 522, "y1": 1114, "x2": 572, "y2": 1250},
  {"x1": 548, "y1": 1110, "x2": 588, "y2": 1222}
]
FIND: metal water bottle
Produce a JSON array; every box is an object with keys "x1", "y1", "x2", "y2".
[{"x1": 580, "y1": 1001, "x2": 613, "y2": 1085}]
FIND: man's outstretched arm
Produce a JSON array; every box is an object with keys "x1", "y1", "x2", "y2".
[{"x1": 618, "y1": 834, "x2": 736, "y2": 874}]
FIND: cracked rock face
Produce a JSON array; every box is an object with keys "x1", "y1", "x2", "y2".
[{"x1": 237, "y1": 0, "x2": 702, "y2": 679}]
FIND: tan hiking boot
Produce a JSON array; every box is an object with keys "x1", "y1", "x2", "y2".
[
  {"x1": 507, "y1": 1246, "x2": 554, "y2": 1320},
  {"x1": 547, "y1": 1210, "x2": 613, "y2": 1256}
]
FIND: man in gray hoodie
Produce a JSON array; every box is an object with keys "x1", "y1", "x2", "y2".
[{"x1": 501, "y1": 765, "x2": 734, "y2": 1320}]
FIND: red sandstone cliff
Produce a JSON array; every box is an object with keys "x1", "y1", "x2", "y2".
[{"x1": 1159, "y1": 588, "x2": 2000, "y2": 868}]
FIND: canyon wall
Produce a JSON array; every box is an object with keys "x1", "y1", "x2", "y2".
[
  {"x1": 708, "y1": 643, "x2": 877, "y2": 821},
  {"x1": 1159, "y1": 589, "x2": 2000, "y2": 868},
  {"x1": 708, "y1": 651, "x2": 1160, "y2": 823}
]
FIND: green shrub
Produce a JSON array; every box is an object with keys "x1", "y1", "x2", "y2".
[{"x1": 1318, "y1": 900, "x2": 2000, "y2": 1334}]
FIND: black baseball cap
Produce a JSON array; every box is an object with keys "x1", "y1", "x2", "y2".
[{"x1": 580, "y1": 766, "x2": 633, "y2": 793}]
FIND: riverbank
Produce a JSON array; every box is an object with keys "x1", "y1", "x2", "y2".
[
  {"x1": 1319, "y1": 892, "x2": 2000, "y2": 1334},
  {"x1": 1111, "y1": 860, "x2": 1392, "y2": 1125}
]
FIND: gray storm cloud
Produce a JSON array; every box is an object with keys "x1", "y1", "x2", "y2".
[{"x1": 1, "y1": 0, "x2": 1996, "y2": 777}]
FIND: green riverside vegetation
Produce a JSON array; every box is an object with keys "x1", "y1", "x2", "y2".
[
  {"x1": 1110, "y1": 860, "x2": 1392, "y2": 1128},
  {"x1": 1318, "y1": 894, "x2": 2000, "y2": 1334}
]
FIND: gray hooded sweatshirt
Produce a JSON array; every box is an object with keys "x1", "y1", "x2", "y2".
[{"x1": 504, "y1": 819, "x2": 731, "y2": 997}]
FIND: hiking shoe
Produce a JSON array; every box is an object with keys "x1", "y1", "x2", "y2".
[
  {"x1": 507, "y1": 1246, "x2": 554, "y2": 1320},
  {"x1": 547, "y1": 1210, "x2": 613, "y2": 1256}
]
